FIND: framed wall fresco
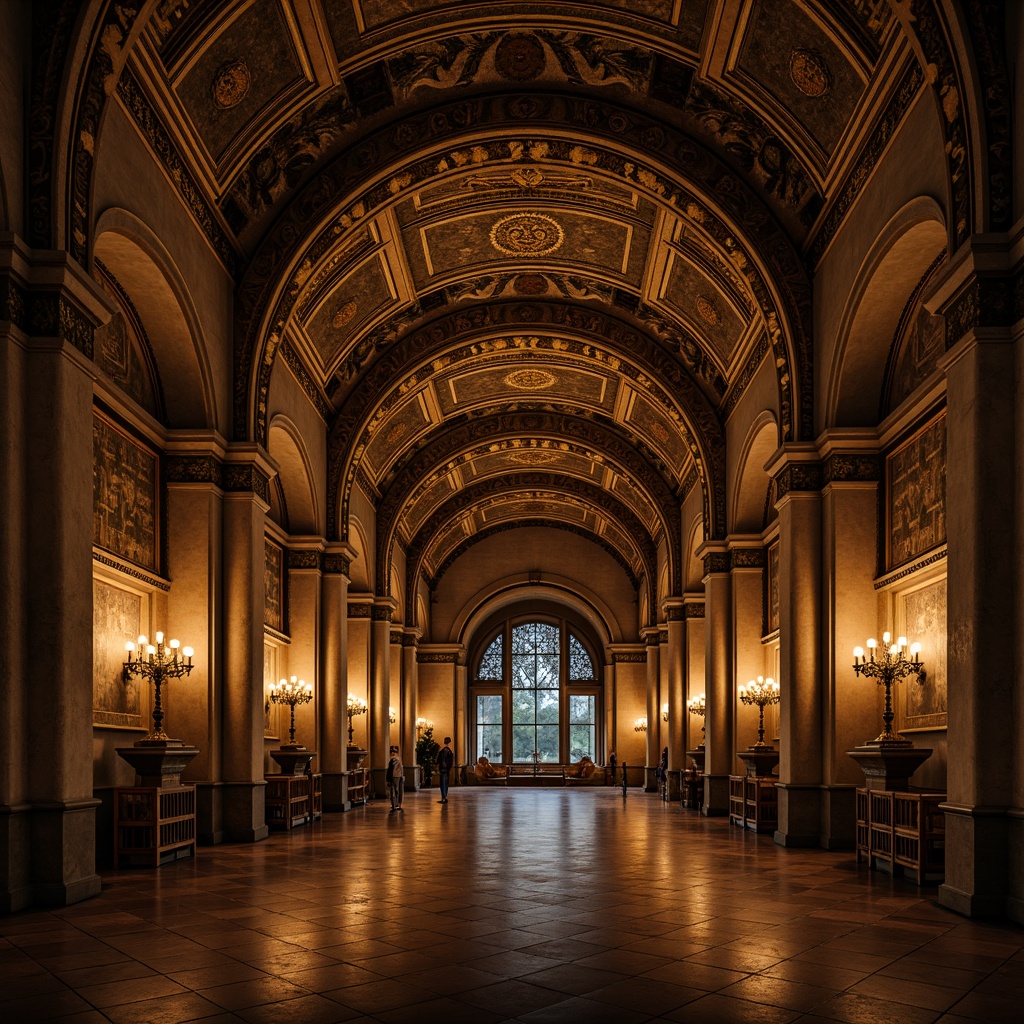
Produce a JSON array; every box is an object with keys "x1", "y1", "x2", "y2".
[
  {"x1": 263, "y1": 640, "x2": 279, "y2": 739},
  {"x1": 93, "y1": 411, "x2": 159, "y2": 571},
  {"x1": 93, "y1": 576, "x2": 146, "y2": 729},
  {"x1": 264, "y1": 537, "x2": 284, "y2": 634},
  {"x1": 764, "y1": 540, "x2": 780, "y2": 636},
  {"x1": 886, "y1": 412, "x2": 946, "y2": 570},
  {"x1": 897, "y1": 574, "x2": 947, "y2": 732}
]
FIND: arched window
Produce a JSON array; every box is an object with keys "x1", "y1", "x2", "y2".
[{"x1": 470, "y1": 616, "x2": 602, "y2": 764}]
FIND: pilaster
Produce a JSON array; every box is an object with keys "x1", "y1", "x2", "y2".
[
  {"x1": 320, "y1": 544, "x2": 352, "y2": 810},
  {"x1": 698, "y1": 543, "x2": 732, "y2": 815}
]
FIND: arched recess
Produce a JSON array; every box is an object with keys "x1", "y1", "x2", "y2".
[
  {"x1": 347, "y1": 516, "x2": 371, "y2": 592},
  {"x1": 389, "y1": 564, "x2": 404, "y2": 625},
  {"x1": 267, "y1": 415, "x2": 318, "y2": 535},
  {"x1": 826, "y1": 198, "x2": 947, "y2": 428},
  {"x1": 684, "y1": 515, "x2": 705, "y2": 593},
  {"x1": 731, "y1": 411, "x2": 780, "y2": 534},
  {"x1": 453, "y1": 576, "x2": 625, "y2": 650},
  {"x1": 93, "y1": 209, "x2": 217, "y2": 429}
]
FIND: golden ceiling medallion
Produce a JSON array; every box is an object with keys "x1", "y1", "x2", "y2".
[
  {"x1": 490, "y1": 213, "x2": 564, "y2": 257},
  {"x1": 507, "y1": 450, "x2": 559, "y2": 465},
  {"x1": 513, "y1": 273, "x2": 548, "y2": 295},
  {"x1": 332, "y1": 301, "x2": 357, "y2": 329},
  {"x1": 695, "y1": 295, "x2": 720, "y2": 326},
  {"x1": 651, "y1": 422, "x2": 670, "y2": 443},
  {"x1": 386, "y1": 422, "x2": 408, "y2": 445},
  {"x1": 504, "y1": 368, "x2": 557, "y2": 391},
  {"x1": 211, "y1": 60, "x2": 250, "y2": 109},
  {"x1": 789, "y1": 49, "x2": 831, "y2": 97},
  {"x1": 494, "y1": 33, "x2": 547, "y2": 82}
]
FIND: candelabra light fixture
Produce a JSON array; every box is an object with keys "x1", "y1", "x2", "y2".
[
  {"x1": 269, "y1": 676, "x2": 313, "y2": 749},
  {"x1": 123, "y1": 632, "x2": 194, "y2": 744},
  {"x1": 853, "y1": 632, "x2": 924, "y2": 745},
  {"x1": 738, "y1": 676, "x2": 780, "y2": 750},
  {"x1": 416, "y1": 716, "x2": 433, "y2": 736},
  {"x1": 686, "y1": 693, "x2": 706, "y2": 744},
  {"x1": 389, "y1": 706, "x2": 397, "y2": 724},
  {"x1": 633, "y1": 716, "x2": 648, "y2": 733},
  {"x1": 347, "y1": 694, "x2": 367, "y2": 744},
  {"x1": 661, "y1": 702, "x2": 669, "y2": 722}
]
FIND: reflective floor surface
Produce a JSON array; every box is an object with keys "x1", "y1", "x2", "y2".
[{"x1": 2, "y1": 788, "x2": 1022, "y2": 1023}]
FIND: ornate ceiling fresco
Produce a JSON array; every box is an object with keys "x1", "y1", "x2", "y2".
[{"x1": 53, "y1": 0, "x2": 1006, "y2": 623}]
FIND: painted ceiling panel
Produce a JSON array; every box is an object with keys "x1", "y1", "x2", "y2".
[
  {"x1": 735, "y1": 0, "x2": 868, "y2": 157},
  {"x1": 173, "y1": 0, "x2": 307, "y2": 164},
  {"x1": 622, "y1": 388, "x2": 693, "y2": 473},
  {"x1": 362, "y1": 390, "x2": 435, "y2": 479},
  {"x1": 409, "y1": 208, "x2": 644, "y2": 288},
  {"x1": 302, "y1": 253, "x2": 397, "y2": 371},
  {"x1": 658, "y1": 253, "x2": 748, "y2": 367},
  {"x1": 436, "y1": 358, "x2": 613, "y2": 415}
]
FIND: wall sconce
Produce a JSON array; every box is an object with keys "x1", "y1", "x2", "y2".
[
  {"x1": 269, "y1": 676, "x2": 313, "y2": 750},
  {"x1": 738, "y1": 676, "x2": 780, "y2": 750},
  {"x1": 346, "y1": 693, "x2": 367, "y2": 745},
  {"x1": 123, "y1": 631, "x2": 194, "y2": 743},
  {"x1": 853, "y1": 632, "x2": 924, "y2": 745},
  {"x1": 633, "y1": 716, "x2": 648, "y2": 733},
  {"x1": 661, "y1": 702, "x2": 669, "y2": 722},
  {"x1": 389, "y1": 706, "x2": 397, "y2": 724}
]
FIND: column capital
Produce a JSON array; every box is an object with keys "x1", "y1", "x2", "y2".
[
  {"x1": 764, "y1": 443, "x2": 822, "y2": 499},
  {"x1": 372, "y1": 596, "x2": 399, "y2": 621},
  {"x1": 286, "y1": 538, "x2": 326, "y2": 572},
  {"x1": 726, "y1": 535, "x2": 765, "y2": 570},
  {"x1": 640, "y1": 626, "x2": 662, "y2": 646},
  {"x1": 696, "y1": 540, "x2": 730, "y2": 579}
]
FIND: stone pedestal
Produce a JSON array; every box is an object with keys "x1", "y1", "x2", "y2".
[
  {"x1": 269, "y1": 747, "x2": 315, "y2": 776},
  {"x1": 116, "y1": 742, "x2": 200, "y2": 788},
  {"x1": 346, "y1": 746, "x2": 367, "y2": 770},
  {"x1": 687, "y1": 747, "x2": 706, "y2": 772},
  {"x1": 847, "y1": 744, "x2": 932, "y2": 791},
  {"x1": 737, "y1": 747, "x2": 780, "y2": 778}
]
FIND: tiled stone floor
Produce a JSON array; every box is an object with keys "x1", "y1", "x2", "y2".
[{"x1": 2, "y1": 788, "x2": 1023, "y2": 1023}]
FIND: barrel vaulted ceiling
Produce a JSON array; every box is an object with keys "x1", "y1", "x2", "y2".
[{"x1": 92, "y1": 0, "x2": 963, "y2": 619}]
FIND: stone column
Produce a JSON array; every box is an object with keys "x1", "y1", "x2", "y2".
[
  {"x1": 220, "y1": 451, "x2": 275, "y2": 842},
  {"x1": 938, "y1": 297, "x2": 1016, "y2": 917},
  {"x1": 642, "y1": 628, "x2": 661, "y2": 789},
  {"x1": 285, "y1": 542, "x2": 321, "y2": 750},
  {"x1": 699, "y1": 546, "x2": 732, "y2": 815},
  {"x1": 819, "y1": 438, "x2": 880, "y2": 849},
  {"x1": 320, "y1": 546, "x2": 351, "y2": 810},
  {"x1": 664, "y1": 601, "x2": 686, "y2": 799},
  {"x1": 369, "y1": 598, "x2": 397, "y2": 796},
  {"x1": 401, "y1": 632, "x2": 419, "y2": 786},
  {"x1": 731, "y1": 542, "x2": 766, "y2": 761},
  {"x1": 0, "y1": 246, "x2": 107, "y2": 909},
  {"x1": 604, "y1": 660, "x2": 616, "y2": 766},
  {"x1": 165, "y1": 444, "x2": 225, "y2": 844},
  {"x1": 765, "y1": 447, "x2": 823, "y2": 847}
]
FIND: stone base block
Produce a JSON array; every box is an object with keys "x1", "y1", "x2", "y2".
[
  {"x1": 938, "y1": 803, "x2": 1009, "y2": 919},
  {"x1": 221, "y1": 781, "x2": 269, "y2": 843},
  {"x1": 774, "y1": 783, "x2": 822, "y2": 847},
  {"x1": 702, "y1": 773, "x2": 730, "y2": 816}
]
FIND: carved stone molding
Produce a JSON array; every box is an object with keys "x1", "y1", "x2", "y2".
[
  {"x1": 371, "y1": 604, "x2": 393, "y2": 622},
  {"x1": 347, "y1": 603, "x2": 372, "y2": 618},
  {"x1": 613, "y1": 651, "x2": 647, "y2": 663},
  {"x1": 0, "y1": 271, "x2": 97, "y2": 356},
  {"x1": 322, "y1": 553, "x2": 351, "y2": 576},
  {"x1": 683, "y1": 602, "x2": 705, "y2": 618},
  {"x1": 166, "y1": 454, "x2": 223, "y2": 487},
  {"x1": 730, "y1": 548, "x2": 765, "y2": 569},
  {"x1": 774, "y1": 462, "x2": 823, "y2": 499},
  {"x1": 287, "y1": 550, "x2": 320, "y2": 571},
  {"x1": 702, "y1": 551, "x2": 731, "y2": 576},
  {"x1": 417, "y1": 652, "x2": 457, "y2": 663},
  {"x1": 823, "y1": 453, "x2": 881, "y2": 484},
  {"x1": 223, "y1": 464, "x2": 271, "y2": 504}
]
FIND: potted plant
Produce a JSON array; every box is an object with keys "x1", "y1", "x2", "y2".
[{"x1": 415, "y1": 726, "x2": 440, "y2": 787}]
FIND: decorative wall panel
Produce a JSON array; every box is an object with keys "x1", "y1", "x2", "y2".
[
  {"x1": 264, "y1": 538, "x2": 284, "y2": 633},
  {"x1": 93, "y1": 578, "x2": 144, "y2": 729},
  {"x1": 898, "y1": 576, "x2": 947, "y2": 732},
  {"x1": 887, "y1": 414, "x2": 946, "y2": 569},
  {"x1": 93, "y1": 413, "x2": 159, "y2": 571}
]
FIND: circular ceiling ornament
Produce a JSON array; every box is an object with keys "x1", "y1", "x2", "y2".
[
  {"x1": 386, "y1": 422, "x2": 408, "y2": 445},
  {"x1": 695, "y1": 295, "x2": 720, "y2": 326},
  {"x1": 513, "y1": 274, "x2": 549, "y2": 295},
  {"x1": 490, "y1": 213, "x2": 564, "y2": 256},
  {"x1": 504, "y1": 368, "x2": 557, "y2": 391},
  {"x1": 494, "y1": 33, "x2": 547, "y2": 81},
  {"x1": 507, "y1": 450, "x2": 559, "y2": 466},
  {"x1": 650, "y1": 422, "x2": 670, "y2": 443},
  {"x1": 211, "y1": 60, "x2": 250, "y2": 109},
  {"x1": 332, "y1": 300, "x2": 357, "y2": 329},
  {"x1": 789, "y1": 49, "x2": 831, "y2": 97}
]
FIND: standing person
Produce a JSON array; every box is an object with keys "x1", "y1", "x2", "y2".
[
  {"x1": 437, "y1": 736, "x2": 454, "y2": 804},
  {"x1": 386, "y1": 745, "x2": 404, "y2": 813},
  {"x1": 608, "y1": 750, "x2": 617, "y2": 786}
]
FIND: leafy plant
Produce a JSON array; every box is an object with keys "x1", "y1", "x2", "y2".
[{"x1": 415, "y1": 726, "x2": 440, "y2": 786}]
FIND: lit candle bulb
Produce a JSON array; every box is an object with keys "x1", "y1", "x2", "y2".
[
  {"x1": 156, "y1": 631, "x2": 163, "y2": 645},
  {"x1": 853, "y1": 646, "x2": 864, "y2": 662},
  {"x1": 882, "y1": 631, "x2": 891, "y2": 644},
  {"x1": 170, "y1": 639, "x2": 180, "y2": 649},
  {"x1": 897, "y1": 636, "x2": 907, "y2": 649},
  {"x1": 182, "y1": 646, "x2": 193, "y2": 664},
  {"x1": 138, "y1": 634, "x2": 148, "y2": 647}
]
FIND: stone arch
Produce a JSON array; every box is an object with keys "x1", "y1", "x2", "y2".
[
  {"x1": 389, "y1": 563, "x2": 404, "y2": 623},
  {"x1": 93, "y1": 209, "x2": 217, "y2": 429},
  {"x1": 731, "y1": 411, "x2": 780, "y2": 534},
  {"x1": 455, "y1": 577, "x2": 619, "y2": 651},
  {"x1": 266, "y1": 415, "x2": 319, "y2": 536},
  {"x1": 347, "y1": 515, "x2": 371, "y2": 592},
  {"x1": 825, "y1": 198, "x2": 947, "y2": 429},
  {"x1": 684, "y1": 514, "x2": 705, "y2": 592}
]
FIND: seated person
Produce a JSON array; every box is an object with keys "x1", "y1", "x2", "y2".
[
  {"x1": 564, "y1": 755, "x2": 596, "y2": 780},
  {"x1": 474, "y1": 755, "x2": 507, "y2": 781}
]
